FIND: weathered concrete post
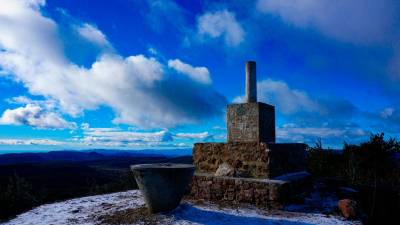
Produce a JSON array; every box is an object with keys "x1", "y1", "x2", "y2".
[{"x1": 246, "y1": 61, "x2": 257, "y2": 103}]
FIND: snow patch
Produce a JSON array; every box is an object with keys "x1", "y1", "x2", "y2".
[{"x1": 2, "y1": 190, "x2": 360, "y2": 225}]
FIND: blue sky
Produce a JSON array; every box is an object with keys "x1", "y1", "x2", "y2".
[{"x1": 0, "y1": 0, "x2": 400, "y2": 151}]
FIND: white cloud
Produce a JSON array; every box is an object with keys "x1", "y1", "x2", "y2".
[
  {"x1": 277, "y1": 124, "x2": 368, "y2": 144},
  {"x1": 76, "y1": 23, "x2": 109, "y2": 46},
  {"x1": 0, "y1": 138, "x2": 65, "y2": 146},
  {"x1": 232, "y1": 78, "x2": 370, "y2": 146},
  {"x1": 0, "y1": 1, "x2": 226, "y2": 129},
  {"x1": 6, "y1": 96, "x2": 58, "y2": 110},
  {"x1": 212, "y1": 126, "x2": 226, "y2": 131},
  {"x1": 380, "y1": 107, "x2": 395, "y2": 119},
  {"x1": 257, "y1": 79, "x2": 320, "y2": 114},
  {"x1": 0, "y1": 0, "x2": 65, "y2": 63},
  {"x1": 175, "y1": 132, "x2": 210, "y2": 139},
  {"x1": 256, "y1": 0, "x2": 396, "y2": 44},
  {"x1": 0, "y1": 104, "x2": 76, "y2": 129},
  {"x1": 278, "y1": 127, "x2": 344, "y2": 139},
  {"x1": 77, "y1": 123, "x2": 213, "y2": 147},
  {"x1": 234, "y1": 79, "x2": 319, "y2": 114},
  {"x1": 197, "y1": 10, "x2": 244, "y2": 46},
  {"x1": 82, "y1": 127, "x2": 173, "y2": 143},
  {"x1": 168, "y1": 59, "x2": 211, "y2": 84},
  {"x1": 148, "y1": 47, "x2": 158, "y2": 56}
]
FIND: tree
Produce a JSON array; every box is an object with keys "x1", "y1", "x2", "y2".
[{"x1": 0, "y1": 174, "x2": 37, "y2": 220}]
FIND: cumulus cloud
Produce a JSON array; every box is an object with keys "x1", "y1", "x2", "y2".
[
  {"x1": 76, "y1": 23, "x2": 109, "y2": 46},
  {"x1": 256, "y1": 0, "x2": 396, "y2": 44},
  {"x1": 257, "y1": 79, "x2": 320, "y2": 114},
  {"x1": 0, "y1": 0, "x2": 226, "y2": 129},
  {"x1": 197, "y1": 10, "x2": 244, "y2": 46},
  {"x1": 234, "y1": 79, "x2": 319, "y2": 114},
  {"x1": 0, "y1": 0, "x2": 65, "y2": 63},
  {"x1": 232, "y1": 78, "x2": 370, "y2": 146},
  {"x1": 168, "y1": 59, "x2": 211, "y2": 84},
  {"x1": 0, "y1": 104, "x2": 76, "y2": 129},
  {"x1": 234, "y1": 78, "x2": 358, "y2": 123}
]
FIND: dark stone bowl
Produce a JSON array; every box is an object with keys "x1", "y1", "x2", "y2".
[{"x1": 130, "y1": 163, "x2": 195, "y2": 213}]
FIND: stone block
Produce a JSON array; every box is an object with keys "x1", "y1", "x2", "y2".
[
  {"x1": 193, "y1": 142, "x2": 307, "y2": 178},
  {"x1": 227, "y1": 102, "x2": 275, "y2": 143},
  {"x1": 215, "y1": 162, "x2": 234, "y2": 176}
]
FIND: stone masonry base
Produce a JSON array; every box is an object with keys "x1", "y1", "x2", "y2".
[
  {"x1": 193, "y1": 142, "x2": 307, "y2": 178},
  {"x1": 189, "y1": 171, "x2": 311, "y2": 209}
]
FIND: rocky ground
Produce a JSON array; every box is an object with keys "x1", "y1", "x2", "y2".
[{"x1": 2, "y1": 189, "x2": 361, "y2": 225}]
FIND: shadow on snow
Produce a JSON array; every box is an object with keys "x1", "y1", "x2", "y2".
[{"x1": 168, "y1": 204, "x2": 312, "y2": 225}]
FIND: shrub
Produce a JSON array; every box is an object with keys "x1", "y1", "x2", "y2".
[{"x1": 0, "y1": 174, "x2": 38, "y2": 220}]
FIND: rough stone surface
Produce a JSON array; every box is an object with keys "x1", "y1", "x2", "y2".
[
  {"x1": 131, "y1": 163, "x2": 195, "y2": 213},
  {"x1": 193, "y1": 142, "x2": 307, "y2": 178},
  {"x1": 338, "y1": 199, "x2": 357, "y2": 219},
  {"x1": 227, "y1": 102, "x2": 275, "y2": 143},
  {"x1": 190, "y1": 172, "x2": 311, "y2": 209},
  {"x1": 215, "y1": 162, "x2": 234, "y2": 176}
]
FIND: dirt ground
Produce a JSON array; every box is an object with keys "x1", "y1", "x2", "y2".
[{"x1": 96, "y1": 206, "x2": 170, "y2": 225}]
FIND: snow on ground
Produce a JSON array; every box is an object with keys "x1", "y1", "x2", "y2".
[
  {"x1": 2, "y1": 190, "x2": 360, "y2": 225},
  {"x1": 2, "y1": 190, "x2": 143, "y2": 225}
]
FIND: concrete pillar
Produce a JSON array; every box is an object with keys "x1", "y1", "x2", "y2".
[{"x1": 246, "y1": 61, "x2": 257, "y2": 103}]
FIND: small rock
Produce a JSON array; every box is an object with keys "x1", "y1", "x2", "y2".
[
  {"x1": 338, "y1": 199, "x2": 357, "y2": 219},
  {"x1": 71, "y1": 209, "x2": 80, "y2": 214},
  {"x1": 215, "y1": 162, "x2": 234, "y2": 176}
]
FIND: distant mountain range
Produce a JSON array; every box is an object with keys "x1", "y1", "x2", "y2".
[{"x1": 0, "y1": 149, "x2": 192, "y2": 165}]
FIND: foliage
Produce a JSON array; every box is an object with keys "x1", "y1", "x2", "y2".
[
  {"x1": 343, "y1": 133, "x2": 400, "y2": 187},
  {"x1": 307, "y1": 138, "x2": 345, "y2": 178},
  {"x1": 308, "y1": 133, "x2": 400, "y2": 187},
  {"x1": 92, "y1": 173, "x2": 138, "y2": 195},
  {"x1": 307, "y1": 133, "x2": 400, "y2": 224},
  {"x1": 0, "y1": 174, "x2": 38, "y2": 220}
]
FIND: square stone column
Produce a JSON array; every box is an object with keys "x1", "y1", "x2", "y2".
[{"x1": 227, "y1": 102, "x2": 275, "y2": 143}]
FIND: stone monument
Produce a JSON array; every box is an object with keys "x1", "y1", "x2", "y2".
[
  {"x1": 227, "y1": 61, "x2": 275, "y2": 143},
  {"x1": 190, "y1": 61, "x2": 310, "y2": 208}
]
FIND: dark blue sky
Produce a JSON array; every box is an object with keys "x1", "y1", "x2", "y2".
[{"x1": 0, "y1": 0, "x2": 399, "y2": 151}]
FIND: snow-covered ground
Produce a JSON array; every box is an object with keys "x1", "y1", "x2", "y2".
[{"x1": 2, "y1": 190, "x2": 360, "y2": 225}]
